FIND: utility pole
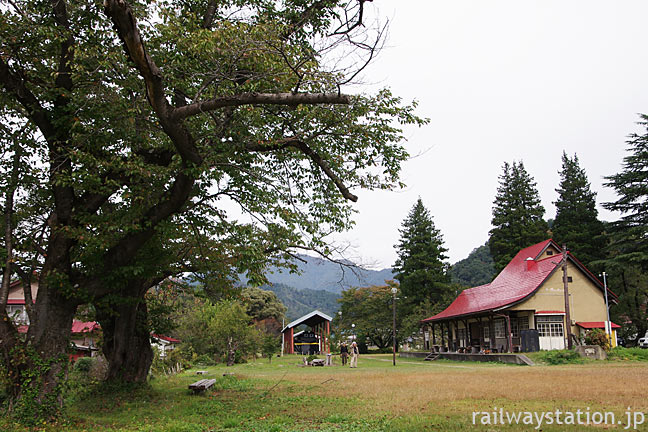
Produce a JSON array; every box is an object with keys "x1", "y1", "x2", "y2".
[
  {"x1": 601, "y1": 272, "x2": 611, "y2": 343},
  {"x1": 562, "y1": 244, "x2": 573, "y2": 349},
  {"x1": 391, "y1": 286, "x2": 398, "y2": 366}
]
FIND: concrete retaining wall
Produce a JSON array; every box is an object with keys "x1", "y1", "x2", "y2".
[{"x1": 400, "y1": 351, "x2": 534, "y2": 365}]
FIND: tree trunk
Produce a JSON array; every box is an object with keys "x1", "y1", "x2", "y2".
[
  {"x1": 4, "y1": 286, "x2": 79, "y2": 422},
  {"x1": 98, "y1": 299, "x2": 153, "y2": 383}
]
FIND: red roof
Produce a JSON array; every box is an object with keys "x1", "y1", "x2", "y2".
[
  {"x1": 576, "y1": 321, "x2": 621, "y2": 329},
  {"x1": 71, "y1": 320, "x2": 101, "y2": 334},
  {"x1": 151, "y1": 333, "x2": 181, "y2": 343},
  {"x1": 423, "y1": 240, "x2": 610, "y2": 322},
  {"x1": 17, "y1": 320, "x2": 100, "y2": 334}
]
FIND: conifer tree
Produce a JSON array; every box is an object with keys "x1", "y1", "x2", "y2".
[
  {"x1": 393, "y1": 198, "x2": 451, "y2": 306},
  {"x1": 553, "y1": 152, "x2": 607, "y2": 270},
  {"x1": 603, "y1": 115, "x2": 648, "y2": 343},
  {"x1": 603, "y1": 115, "x2": 648, "y2": 268},
  {"x1": 488, "y1": 161, "x2": 549, "y2": 273}
]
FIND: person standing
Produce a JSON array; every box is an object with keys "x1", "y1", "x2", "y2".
[
  {"x1": 349, "y1": 341, "x2": 359, "y2": 368},
  {"x1": 340, "y1": 342, "x2": 349, "y2": 366}
]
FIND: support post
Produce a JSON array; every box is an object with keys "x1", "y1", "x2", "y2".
[
  {"x1": 489, "y1": 314, "x2": 495, "y2": 351},
  {"x1": 562, "y1": 244, "x2": 573, "y2": 349},
  {"x1": 432, "y1": 323, "x2": 437, "y2": 346}
]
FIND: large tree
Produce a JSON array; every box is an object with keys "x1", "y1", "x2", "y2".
[
  {"x1": 393, "y1": 198, "x2": 451, "y2": 307},
  {"x1": 336, "y1": 283, "x2": 400, "y2": 350},
  {"x1": 552, "y1": 152, "x2": 607, "y2": 271},
  {"x1": 603, "y1": 115, "x2": 648, "y2": 267},
  {"x1": 603, "y1": 115, "x2": 648, "y2": 343},
  {"x1": 0, "y1": 0, "x2": 425, "y2": 421},
  {"x1": 488, "y1": 161, "x2": 549, "y2": 273}
]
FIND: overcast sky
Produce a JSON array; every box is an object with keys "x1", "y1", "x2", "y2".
[{"x1": 331, "y1": 1, "x2": 648, "y2": 269}]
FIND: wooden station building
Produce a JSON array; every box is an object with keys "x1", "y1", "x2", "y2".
[{"x1": 422, "y1": 239, "x2": 619, "y2": 353}]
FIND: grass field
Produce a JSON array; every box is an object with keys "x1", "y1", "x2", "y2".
[{"x1": 3, "y1": 354, "x2": 648, "y2": 431}]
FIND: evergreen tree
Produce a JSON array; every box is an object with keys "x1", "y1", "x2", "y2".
[
  {"x1": 393, "y1": 198, "x2": 451, "y2": 306},
  {"x1": 602, "y1": 115, "x2": 648, "y2": 344},
  {"x1": 603, "y1": 115, "x2": 648, "y2": 268},
  {"x1": 450, "y1": 243, "x2": 495, "y2": 287},
  {"x1": 553, "y1": 152, "x2": 607, "y2": 271},
  {"x1": 488, "y1": 161, "x2": 549, "y2": 273}
]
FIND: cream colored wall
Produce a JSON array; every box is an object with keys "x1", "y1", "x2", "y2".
[
  {"x1": 8, "y1": 282, "x2": 38, "y2": 301},
  {"x1": 509, "y1": 261, "x2": 608, "y2": 334},
  {"x1": 536, "y1": 244, "x2": 561, "y2": 261}
]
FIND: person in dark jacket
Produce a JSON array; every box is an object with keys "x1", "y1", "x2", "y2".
[{"x1": 340, "y1": 342, "x2": 349, "y2": 365}]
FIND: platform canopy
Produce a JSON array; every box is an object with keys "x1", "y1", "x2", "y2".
[{"x1": 281, "y1": 310, "x2": 333, "y2": 333}]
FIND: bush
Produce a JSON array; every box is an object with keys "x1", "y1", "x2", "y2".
[
  {"x1": 540, "y1": 350, "x2": 584, "y2": 365},
  {"x1": 584, "y1": 328, "x2": 609, "y2": 350},
  {"x1": 306, "y1": 354, "x2": 318, "y2": 363},
  {"x1": 74, "y1": 357, "x2": 94, "y2": 373},
  {"x1": 193, "y1": 354, "x2": 216, "y2": 366}
]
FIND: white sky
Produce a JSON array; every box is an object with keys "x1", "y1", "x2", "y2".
[{"x1": 332, "y1": 1, "x2": 648, "y2": 269}]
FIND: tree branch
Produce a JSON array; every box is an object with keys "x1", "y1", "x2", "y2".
[
  {"x1": 246, "y1": 137, "x2": 357, "y2": 202},
  {"x1": 0, "y1": 59, "x2": 57, "y2": 143},
  {"x1": 172, "y1": 92, "x2": 350, "y2": 121}
]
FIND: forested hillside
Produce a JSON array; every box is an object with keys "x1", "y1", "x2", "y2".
[
  {"x1": 259, "y1": 283, "x2": 341, "y2": 321},
  {"x1": 450, "y1": 244, "x2": 496, "y2": 287}
]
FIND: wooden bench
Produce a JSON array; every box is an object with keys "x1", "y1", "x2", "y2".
[
  {"x1": 188, "y1": 378, "x2": 216, "y2": 393},
  {"x1": 196, "y1": 370, "x2": 208, "y2": 375}
]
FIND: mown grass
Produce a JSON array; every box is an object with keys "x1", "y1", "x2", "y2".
[{"x1": 2, "y1": 354, "x2": 648, "y2": 431}]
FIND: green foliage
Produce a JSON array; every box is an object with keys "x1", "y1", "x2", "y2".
[
  {"x1": 336, "y1": 282, "x2": 398, "y2": 350},
  {"x1": 552, "y1": 152, "x2": 607, "y2": 271},
  {"x1": 7, "y1": 346, "x2": 68, "y2": 425},
  {"x1": 240, "y1": 287, "x2": 287, "y2": 330},
  {"x1": 603, "y1": 114, "x2": 648, "y2": 269},
  {"x1": 393, "y1": 198, "x2": 452, "y2": 307},
  {"x1": 607, "y1": 347, "x2": 648, "y2": 361},
  {"x1": 151, "y1": 347, "x2": 191, "y2": 377},
  {"x1": 489, "y1": 161, "x2": 549, "y2": 273},
  {"x1": 0, "y1": 0, "x2": 424, "y2": 421},
  {"x1": 583, "y1": 328, "x2": 609, "y2": 350},
  {"x1": 538, "y1": 350, "x2": 584, "y2": 365},
  {"x1": 73, "y1": 357, "x2": 93, "y2": 373},
  {"x1": 607, "y1": 262, "x2": 648, "y2": 345},
  {"x1": 602, "y1": 116, "x2": 648, "y2": 346},
  {"x1": 261, "y1": 334, "x2": 281, "y2": 363},
  {"x1": 306, "y1": 354, "x2": 319, "y2": 363},
  {"x1": 175, "y1": 298, "x2": 260, "y2": 365},
  {"x1": 450, "y1": 244, "x2": 495, "y2": 287}
]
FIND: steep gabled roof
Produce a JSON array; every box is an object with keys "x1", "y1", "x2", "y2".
[
  {"x1": 281, "y1": 310, "x2": 332, "y2": 333},
  {"x1": 422, "y1": 239, "x2": 611, "y2": 322}
]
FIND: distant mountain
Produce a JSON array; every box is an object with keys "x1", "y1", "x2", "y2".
[
  {"x1": 260, "y1": 283, "x2": 341, "y2": 321},
  {"x1": 242, "y1": 254, "x2": 394, "y2": 294},
  {"x1": 450, "y1": 244, "x2": 496, "y2": 287}
]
